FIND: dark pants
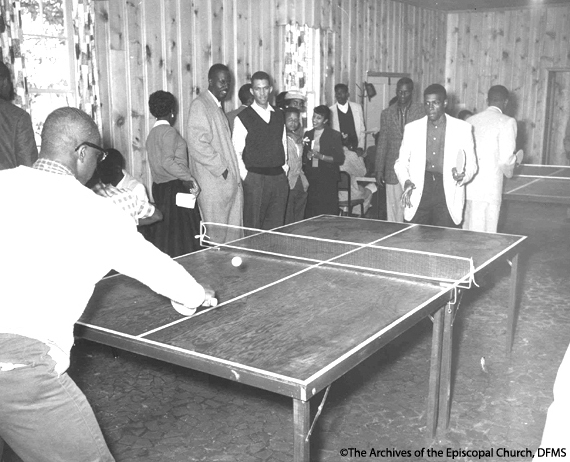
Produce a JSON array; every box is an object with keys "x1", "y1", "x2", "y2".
[
  {"x1": 409, "y1": 171, "x2": 457, "y2": 228},
  {"x1": 243, "y1": 171, "x2": 288, "y2": 230},
  {"x1": 285, "y1": 177, "x2": 308, "y2": 224}
]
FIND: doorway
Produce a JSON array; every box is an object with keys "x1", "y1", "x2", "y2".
[{"x1": 362, "y1": 72, "x2": 410, "y2": 149}]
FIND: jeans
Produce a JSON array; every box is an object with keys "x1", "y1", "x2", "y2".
[{"x1": 0, "y1": 334, "x2": 114, "y2": 462}]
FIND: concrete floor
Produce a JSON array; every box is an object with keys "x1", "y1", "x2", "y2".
[{"x1": 8, "y1": 198, "x2": 569, "y2": 462}]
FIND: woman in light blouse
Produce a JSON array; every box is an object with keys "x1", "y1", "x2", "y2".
[
  {"x1": 146, "y1": 91, "x2": 201, "y2": 257},
  {"x1": 303, "y1": 105, "x2": 345, "y2": 218}
]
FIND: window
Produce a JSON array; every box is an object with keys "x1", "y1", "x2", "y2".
[{"x1": 20, "y1": 0, "x2": 76, "y2": 144}]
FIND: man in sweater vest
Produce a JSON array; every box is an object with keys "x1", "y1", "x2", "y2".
[{"x1": 232, "y1": 71, "x2": 289, "y2": 230}]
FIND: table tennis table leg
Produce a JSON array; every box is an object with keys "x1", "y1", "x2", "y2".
[
  {"x1": 293, "y1": 398, "x2": 310, "y2": 462},
  {"x1": 437, "y1": 298, "x2": 456, "y2": 432},
  {"x1": 427, "y1": 306, "x2": 444, "y2": 438},
  {"x1": 507, "y1": 253, "x2": 520, "y2": 355}
]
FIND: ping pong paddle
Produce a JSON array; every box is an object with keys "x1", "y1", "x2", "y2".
[
  {"x1": 514, "y1": 149, "x2": 524, "y2": 166},
  {"x1": 455, "y1": 149, "x2": 466, "y2": 175},
  {"x1": 171, "y1": 297, "x2": 218, "y2": 317}
]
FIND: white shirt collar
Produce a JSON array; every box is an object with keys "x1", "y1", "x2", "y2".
[
  {"x1": 252, "y1": 101, "x2": 274, "y2": 113},
  {"x1": 489, "y1": 105, "x2": 503, "y2": 114},
  {"x1": 337, "y1": 102, "x2": 350, "y2": 113},
  {"x1": 153, "y1": 119, "x2": 170, "y2": 128}
]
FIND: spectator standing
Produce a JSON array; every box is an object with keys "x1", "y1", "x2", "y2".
[
  {"x1": 226, "y1": 83, "x2": 253, "y2": 132},
  {"x1": 146, "y1": 90, "x2": 201, "y2": 257},
  {"x1": 284, "y1": 107, "x2": 308, "y2": 223},
  {"x1": 187, "y1": 64, "x2": 244, "y2": 243},
  {"x1": 329, "y1": 83, "x2": 366, "y2": 157},
  {"x1": 375, "y1": 77, "x2": 424, "y2": 222},
  {"x1": 303, "y1": 105, "x2": 345, "y2": 218},
  {"x1": 0, "y1": 62, "x2": 38, "y2": 170},
  {"x1": 232, "y1": 71, "x2": 289, "y2": 230}
]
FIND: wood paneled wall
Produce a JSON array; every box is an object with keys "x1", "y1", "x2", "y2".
[
  {"x1": 445, "y1": 5, "x2": 570, "y2": 163},
  {"x1": 93, "y1": 0, "x2": 446, "y2": 185}
]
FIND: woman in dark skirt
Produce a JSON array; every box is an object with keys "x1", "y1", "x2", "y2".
[
  {"x1": 303, "y1": 105, "x2": 345, "y2": 218},
  {"x1": 145, "y1": 90, "x2": 201, "y2": 257}
]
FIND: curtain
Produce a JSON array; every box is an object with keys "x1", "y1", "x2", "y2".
[
  {"x1": 73, "y1": 0, "x2": 101, "y2": 127},
  {"x1": 284, "y1": 23, "x2": 312, "y2": 92}
]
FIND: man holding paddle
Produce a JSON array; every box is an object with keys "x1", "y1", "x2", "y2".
[
  {"x1": 0, "y1": 107, "x2": 215, "y2": 461},
  {"x1": 462, "y1": 85, "x2": 518, "y2": 233},
  {"x1": 394, "y1": 84, "x2": 477, "y2": 227}
]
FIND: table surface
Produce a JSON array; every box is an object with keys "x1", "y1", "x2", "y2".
[
  {"x1": 77, "y1": 215, "x2": 524, "y2": 402},
  {"x1": 504, "y1": 164, "x2": 570, "y2": 204}
]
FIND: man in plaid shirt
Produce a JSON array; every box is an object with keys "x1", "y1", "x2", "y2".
[
  {"x1": 0, "y1": 107, "x2": 215, "y2": 462},
  {"x1": 92, "y1": 181, "x2": 161, "y2": 226}
]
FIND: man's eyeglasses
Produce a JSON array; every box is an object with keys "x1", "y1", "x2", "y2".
[{"x1": 75, "y1": 142, "x2": 108, "y2": 163}]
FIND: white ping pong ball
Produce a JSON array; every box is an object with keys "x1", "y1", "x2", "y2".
[{"x1": 231, "y1": 256, "x2": 243, "y2": 267}]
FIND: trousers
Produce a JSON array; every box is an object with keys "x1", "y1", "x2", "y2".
[
  {"x1": 410, "y1": 172, "x2": 457, "y2": 228},
  {"x1": 0, "y1": 334, "x2": 114, "y2": 462},
  {"x1": 243, "y1": 171, "x2": 288, "y2": 230}
]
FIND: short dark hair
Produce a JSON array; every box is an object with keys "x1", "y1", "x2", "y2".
[
  {"x1": 97, "y1": 148, "x2": 125, "y2": 183},
  {"x1": 208, "y1": 63, "x2": 230, "y2": 81},
  {"x1": 148, "y1": 91, "x2": 175, "y2": 118},
  {"x1": 275, "y1": 91, "x2": 288, "y2": 109},
  {"x1": 100, "y1": 148, "x2": 125, "y2": 169},
  {"x1": 334, "y1": 83, "x2": 348, "y2": 92},
  {"x1": 396, "y1": 77, "x2": 413, "y2": 89},
  {"x1": 424, "y1": 84, "x2": 447, "y2": 100},
  {"x1": 251, "y1": 71, "x2": 271, "y2": 85},
  {"x1": 488, "y1": 85, "x2": 509, "y2": 102},
  {"x1": 284, "y1": 106, "x2": 301, "y2": 117},
  {"x1": 313, "y1": 105, "x2": 331, "y2": 121},
  {"x1": 41, "y1": 107, "x2": 99, "y2": 157},
  {"x1": 457, "y1": 109, "x2": 473, "y2": 121},
  {"x1": 238, "y1": 84, "x2": 253, "y2": 104}
]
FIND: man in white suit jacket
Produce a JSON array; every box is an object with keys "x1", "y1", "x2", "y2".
[
  {"x1": 463, "y1": 85, "x2": 517, "y2": 233},
  {"x1": 329, "y1": 83, "x2": 366, "y2": 154},
  {"x1": 394, "y1": 84, "x2": 477, "y2": 227}
]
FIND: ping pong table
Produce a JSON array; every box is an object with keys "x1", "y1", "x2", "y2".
[
  {"x1": 75, "y1": 215, "x2": 525, "y2": 462},
  {"x1": 504, "y1": 164, "x2": 570, "y2": 204}
]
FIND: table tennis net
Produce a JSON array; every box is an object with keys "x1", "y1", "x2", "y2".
[
  {"x1": 514, "y1": 165, "x2": 570, "y2": 180},
  {"x1": 200, "y1": 222, "x2": 474, "y2": 288}
]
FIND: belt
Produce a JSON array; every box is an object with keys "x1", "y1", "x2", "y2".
[{"x1": 247, "y1": 166, "x2": 284, "y2": 176}]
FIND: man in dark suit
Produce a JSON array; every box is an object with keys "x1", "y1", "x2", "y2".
[
  {"x1": 0, "y1": 62, "x2": 38, "y2": 170},
  {"x1": 375, "y1": 77, "x2": 424, "y2": 222}
]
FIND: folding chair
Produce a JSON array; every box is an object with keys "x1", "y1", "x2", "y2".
[{"x1": 338, "y1": 171, "x2": 365, "y2": 217}]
